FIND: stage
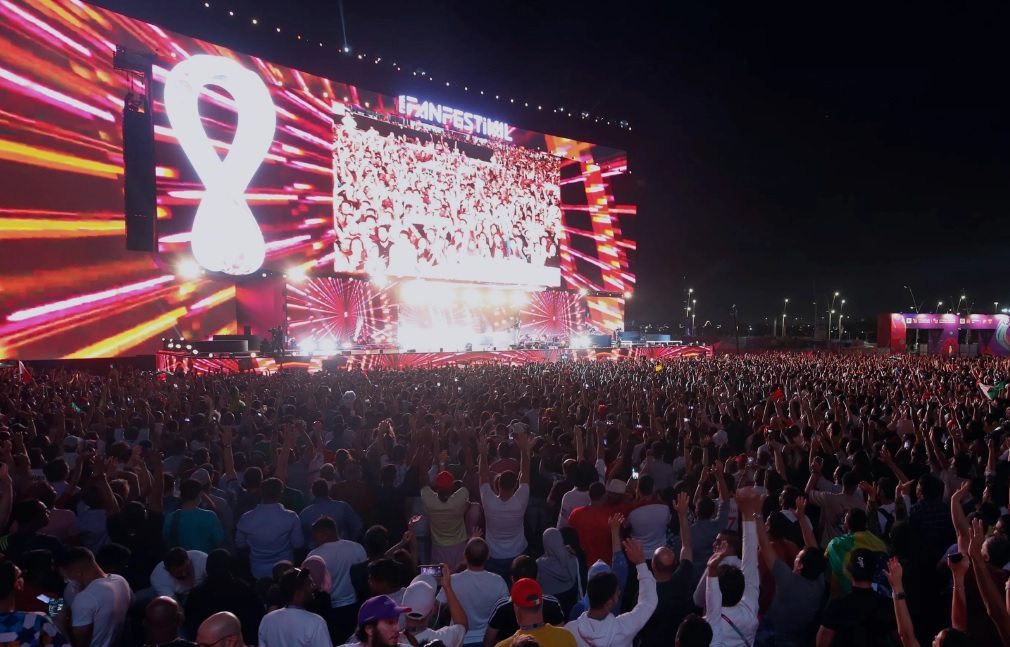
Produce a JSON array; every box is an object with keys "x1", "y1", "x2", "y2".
[{"x1": 155, "y1": 344, "x2": 714, "y2": 374}]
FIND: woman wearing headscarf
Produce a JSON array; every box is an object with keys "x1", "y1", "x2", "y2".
[
  {"x1": 537, "y1": 528, "x2": 582, "y2": 617},
  {"x1": 302, "y1": 554, "x2": 341, "y2": 643}
]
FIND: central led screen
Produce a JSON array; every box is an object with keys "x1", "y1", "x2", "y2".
[{"x1": 332, "y1": 110, "x2": 562, "y2": 285}]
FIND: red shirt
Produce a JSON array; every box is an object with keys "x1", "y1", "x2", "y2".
[
  {"x1": 758, "y1": 538, "x2": 799, "y2": 613},
  {"x1": 568, "y1": 503, "x2": 633, "y2": 566}
]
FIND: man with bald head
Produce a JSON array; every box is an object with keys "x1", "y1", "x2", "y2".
[
  {"x1": 638, "y1": 492, "x2": 698, "y2": 647},
  {"x1": 196, "y1": 612, "x2": 247, "y2": 647},
  {"x1": 143, "y1": 596, "x2": 195, "y2": 647}
]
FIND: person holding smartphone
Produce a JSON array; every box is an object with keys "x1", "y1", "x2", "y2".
[{"x1": 0, "y1": 560, "x2": 66, "y2": 646}]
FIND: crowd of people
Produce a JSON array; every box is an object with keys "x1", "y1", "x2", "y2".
[
  {"x1": 331, "y1": 115, "x2": 562, "y2": 278},
  {"x1": 0, "y1": 353, "x2": 1009, "y2": 646}
]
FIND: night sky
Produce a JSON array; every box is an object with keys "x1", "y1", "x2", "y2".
[{"x1": 95, "y1": 0, "x2": 1010, "y2": 328}]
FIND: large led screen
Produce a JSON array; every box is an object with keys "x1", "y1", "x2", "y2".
[
  {"x1": 0, "y1": 0, "x2": 635, "y2": 360},
  {"x1": 332, "y1": 110, "x2": 562, "y2": 285}
]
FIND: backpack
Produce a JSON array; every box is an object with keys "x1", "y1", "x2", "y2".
[{"x1": 878, "y1": 507, "x2": 895, "y2": 538}]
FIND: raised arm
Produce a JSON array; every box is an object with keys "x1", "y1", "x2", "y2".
[
  {"x1": 884, "y1": 557, "x2": 920, "y2": 647},
  {"x1": 274, "y1": 423, "x2": 297, "y2": 482},
  {"x1": 439, "y1": 563, "x2": 469, "y2": 630},
  {"x1": 672, "y1": 492, "x2": 693, "y2": 563},
  {"x1": 948, "y1": 553, "x2": 969, "y2": 633},
  {"x1": 221, "y1": 425, "x2": 237, "y2": 482},
  {"x1": 516, "y1": 431, "x2": 530, "y2": 486},
  {"x1": 736, "y1": 488, "x2": 760, "y2": 609},
  {"x1": 754, "y1": 498, "x2": 778, "y2": 573},
  {"x1": 794, "y1": 496, "x2": 818, "y2": 548},
  {"x1": 879, "y1": 447, "x2": 910, "y2": 484},
  {"x1": 951, "y1": 481, "x2": 971, "y2": 551},
  {"x1": 969, "y1": 518, "x2": 1010, "y2": 645},
  {"x1": 712, "y1": 459, "x2": 730, "y2": 501},
  {"x1": 478, "y1": 436, "x2": 490, "y2": 487},
  {"x1": 608, "y1": 513, "x2": 625, "y2": 557}
]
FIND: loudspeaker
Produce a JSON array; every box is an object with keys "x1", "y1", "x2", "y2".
[{"x1": 122, "y1": 106, "x2": 156, "y2": 252}]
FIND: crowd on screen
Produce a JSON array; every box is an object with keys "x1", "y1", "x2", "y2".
[
  {"x1": 1, "y1": 353, "x2": 1010, "y2": 646},
  {"x1": 331, "y1": 116, "x2": 562, "y2": 276}
]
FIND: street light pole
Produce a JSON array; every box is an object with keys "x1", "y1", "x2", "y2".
[
  {"x1": 732, "y1": 304, "x2": 740, "y2": 354},
  {"x1": 782, "y1": 298, "x2": 789, "y2": 338},
  {"x1": 837, "y1": 299, "x2": 846, "y2": 342},
  {"x1": 905, "y1": 285, "x2": 920, "y2": 354},
  {"x1": 828, "y1": 292, "x2": 839, "y2": 341},
  {"x1": 692, "y1": 298, "x2": 697, "y2": 334},
  {"x1": 685, "y1": 288, "x2": 693, "y2": 335}
]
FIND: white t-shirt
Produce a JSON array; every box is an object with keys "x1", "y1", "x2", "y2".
[
  {"x1": 436, "y1": 569, "x2": 509, "y2": 645},
  {"x1": 407, "y1": 624, "x2": 466, "y2": 647},
  {"x1": 67, "y1": 575, "x2": 132, "y2": 647},
  {"x1": 627, "y1": 502, "x2": 672, "y2": 555},
  {"x1": 481, "y1": 482, "x2": 530, "y2": 559},
  {"x1": 150, "y1": 550, "x2": 207, "y2": 599},
  {"x1": 259, "y1": 606, "x2": 332, "y2": 647},
  {"x1": 878, "y1": 496, "x2": 912, "y2": 530},
  {"x1": 558, "y1": 489, "x2": 591, "y2": 529},
  {"x1": 308, "y1": 539, "x2": 368, "y2": 608}
]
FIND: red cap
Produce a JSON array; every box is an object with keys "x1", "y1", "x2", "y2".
[
  {"x1": 511, "y1": 578, "x2": 543, "y2": 608},
  {"x1": 434, "y1": 470, "x2": 454, "y2": 490}
]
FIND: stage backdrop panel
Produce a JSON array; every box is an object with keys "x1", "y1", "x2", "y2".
[{"x1": 0, "y1": 0, "x2": 634, "y2": 359}]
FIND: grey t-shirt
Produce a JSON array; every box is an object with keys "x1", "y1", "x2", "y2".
[{"x1": 766, "y1": 559, "x2": 825, "y2": 645}]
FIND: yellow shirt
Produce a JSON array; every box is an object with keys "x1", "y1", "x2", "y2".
[
  {"x1": 495, "y1": 624, "x2": 577, "y2": 647},
  {"x1": 420, "y1": 486, "x2": 469, "y2": 546}
]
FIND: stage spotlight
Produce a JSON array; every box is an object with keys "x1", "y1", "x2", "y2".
[
  {"x1": 510, "y1": 291, "x2": 527, "y2": 307},
  {"x1": 579, "y1": 288, "x2": 588, "y2": 297},
  {"x1": 185, "y1": 344, "x2": 193, "y2": 350},
  {"x1": 572, "y1": 335, "x2": 590, "y2": 349},
  {"x1": 370, "y1": 274, "x2": 388, "y2": 288},
  {"x1": 623, "y1": 291, "x2": 632, "y2": 299},
  {"x1": 177, "y1": 259, "x2": 202, "y2": 280},
  {"x1": 287, "y1": 266, "x2": 307, "y2": 282},
  {"x1": 208, "y1": 353, "x2": 215, "y2": 358},
  {"x1": 250, "y1": 352, "x2": 257, "y2": 358},
  {"x1": 299, "y1": 339, "x2": 317, "y2": 354},
  {"x1": 191, "y1": 349, "x2": 199, "y2": 355}
]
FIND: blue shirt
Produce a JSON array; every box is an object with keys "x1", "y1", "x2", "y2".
[
  {"x1": 236, "y1": 503, "x2": 304, "y2": 579},
  {"x1": 164, "y1": 507, "x2": 225, "y2": 553},
  {"x1": 299, "y1": 497, "x2": 363, "y2": 547}
]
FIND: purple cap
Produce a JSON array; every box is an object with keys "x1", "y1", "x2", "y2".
[{"x1": 358, "y1": 595, "x2": 410, "y2": 625}]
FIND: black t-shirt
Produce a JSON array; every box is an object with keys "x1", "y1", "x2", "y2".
[
  {"x1": 488, "y1": 594, "x2": 565, "y2": 642},
  {"x1": 637, "y1": 559, "x2": 698, "y2": 647},
  {"x1": 820, "y1": 587, "x2": 896, "y2": 647},
  {"x1": 184, "y1": 579, "x2": 264, "y2": 645},
  {"x1": 108, "y1": 509, "x2": 166, "y2": 590}
]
